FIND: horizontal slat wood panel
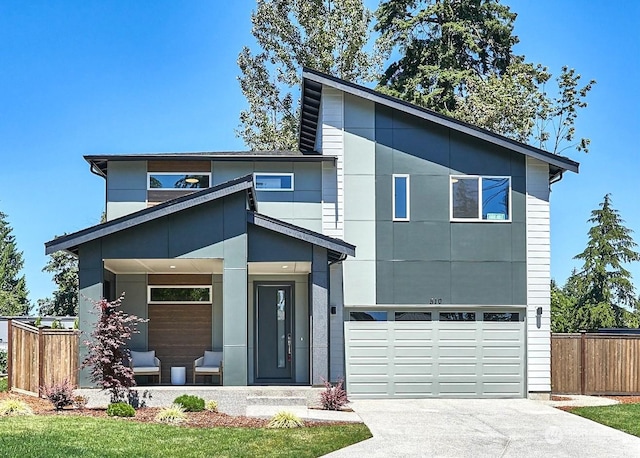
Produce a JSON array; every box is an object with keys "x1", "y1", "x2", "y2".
[
  {"x1": 147, "y1": 160, "x2": 212, "y2": 172},
  {"x1": 147, "y1": 189, "x2": 197, "y2": 206},
  {"x1": 148, "y1": 274, "x2": 212, "y2": 285},
  {"x1": 148, "y1": 304, "x2": 212, "y2": 383}
]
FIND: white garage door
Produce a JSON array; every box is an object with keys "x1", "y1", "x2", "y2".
[{"x1": 344, "y1": 310, "x2": 525, "y2": 398}]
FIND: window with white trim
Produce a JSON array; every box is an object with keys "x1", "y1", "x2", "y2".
[
  {"x1": 148, "y1": 173, "x2": 210, "y2": 190},
  {"x1": 392, "y1": 174, "x2": 410, "y2": 221},
  {"x1": 450, "y1": 176, "x2": 511, "y2": 221},
  {"x1": 253, "y1": 173, "x2": 294, "y2": 191}
]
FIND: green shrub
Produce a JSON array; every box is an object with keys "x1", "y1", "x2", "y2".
[
  {"x1": 0, "y1": 377, "x2": 7, "y2": 393},
  {"x1": 267, "y1": 411, "x2": 304, "y2": 429},
  {"x1": 0, "y1": 399, "x2": 33, "y2": 416},
  {"x1": 205, "y1": 400, "x2": 218, "y2": 412},
  {"x1": 106, "y1": 402, "x2": 135, "y2": 417},
  {"x1": 0, "y1": 349, "x2": 7, "y2": 375},
  {"x1": 174, "y1": 394, "x2": 204, "y2": 412},
  {"x1": 155, "y1": 404, "x2": 187, "y2": 424}
]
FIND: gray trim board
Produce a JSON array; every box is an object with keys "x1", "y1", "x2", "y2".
[
  {"x1": 300, "y1": 68, "x2": 579, "y2": 175},
  {"x1": 86, "y1": 152, "x2": 335, "y2": 177},
  {"x1": 45, "y1": 175, "x2": 257, "y2": 255},
  {"x1": 247, "y1": 212, "x2": 355, "y2": 259}
]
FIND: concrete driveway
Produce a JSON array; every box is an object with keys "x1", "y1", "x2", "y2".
[{"x1": 325, "y1": 399, "x2": 640, "y2": 457}]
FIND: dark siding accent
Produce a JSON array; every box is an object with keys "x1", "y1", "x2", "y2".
[
  {"x1": 375, "y1": 102, "x2": 527, "y2": 305},
  {"x1": 147, "y1": 189, "x2": 196, "y2": 206},
  {"x1": 148, "y1": 160, "x2": 212, "y2": 172},
  {"x1": 148, "y1": 304, "x2": 212, "y2": 384},
  {"x1": 148, "y1": 274, "x2": 213, "y2": 286},
  {"x1": 247, "y1": 225, "x2": 312, "y2": 262}
]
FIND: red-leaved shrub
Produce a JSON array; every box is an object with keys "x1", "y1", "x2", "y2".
[
  {"x1": 320, "y1": 378, "x2": 348, "y2": 410},
  {"x1": 42, "y1": 379, "x2": 74, "y2": 410}
]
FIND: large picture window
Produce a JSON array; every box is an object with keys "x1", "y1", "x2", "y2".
[
  {"x1": 451, "y1": 176, "x2": 511, "y2": 221},
  {"x1": 392, "y1": 174, "x2": 410, "y2": 221},
  {"x1": 148, "y1": 286, "x2": 212, "y2": 304},
  {"x1": 148, "y1": 173, "x2": 211, "y2": 190}
]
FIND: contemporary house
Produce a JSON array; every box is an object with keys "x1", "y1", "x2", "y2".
[{"x1": 45, "y1": 68, "x2": 578, "y2": 399}]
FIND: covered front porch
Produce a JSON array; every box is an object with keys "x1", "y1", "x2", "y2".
[{"x1": 45, "y1": 176, "x2": 355, "y2": 389}]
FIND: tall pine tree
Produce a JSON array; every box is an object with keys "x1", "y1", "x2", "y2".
[
  {"x1": 570, "y1": 194, "x2": 640, "y2": 330},
  {"x1": 38, "y1": 247, "x2": 78, "y2": 316},
  {"x1": 237, "y1": 0, "x2": 381, "y2": 150},
  {"x1": 374, "y1": 0, "x2": 594, "y2": 155},
  {"x1": 0, "y1": 211, "x2": 29, "y2": 315}
]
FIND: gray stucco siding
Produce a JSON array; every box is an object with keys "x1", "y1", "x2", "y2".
[
  {"x1": 374, "y1": 102, "x2": 527, "y2": 306},
  {"x1": 106, "y1": 161, "x2": 147, "y2": 220}
]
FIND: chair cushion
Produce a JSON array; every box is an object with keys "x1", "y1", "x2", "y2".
[
  {"x1": 133, "y1": 366, "x2": 160, "y2": 373},
  {"x1": 203, "y1": 351, "x2": 222, "y2": 367},
  {"x1": 195, "y1": 366, "x2": 220, "y2": 373},
  {"x1": 131, "y1": 350, "x2": 156, "y2": 367}
]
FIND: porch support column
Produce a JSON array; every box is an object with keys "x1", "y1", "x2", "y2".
[
  {"x1": 311, "y1": 247, "x2": 329, "y2": 385},
  {"x1": 222, "y1": 234, "x2": 248, "y2": 385},
  {"x1": 77, "y1": 241, "x2": 103, "y2": 388}
]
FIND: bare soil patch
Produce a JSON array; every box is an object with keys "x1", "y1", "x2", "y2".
[
  {"x1": 551, "y1": 395, "x2": 573, "y2": 401},
  {"x1": 0, "y1": 392, "x2": 353, "y2": 428},
  {"x1": 605, "y1": 396, "x2": 640, "y2": 405}
]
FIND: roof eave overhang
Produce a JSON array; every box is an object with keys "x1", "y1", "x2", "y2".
[
  {"x1": 45, "y1": 175, "x2": 256, "y2": 255},
  {"x1": 300, "y1": 67, "x2": 580, "y2": 176}
]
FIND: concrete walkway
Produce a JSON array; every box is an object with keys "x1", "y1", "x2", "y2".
[{"x1": 325, "y1": 398, "x2": 640, "y2": 457}]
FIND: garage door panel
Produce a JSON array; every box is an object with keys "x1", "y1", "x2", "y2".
[
  {"x1": 439, "y1": 346, "x2": 477, "y2": 357},
  {"x1": 394, "y1": 346, "x2": 433, "y2": 357},
  {"x1": 345, "y1": 316, "x2": 524, "y2": 398},
  {"x1": 348, "y1": 346, "x2": 388, "y2": 358},
  {"x1": 394, "y1": 382, "x2": 435, "y2": 395},
  {"x1": 394, "y1": 362, "x2": 434, "y2": 375},
  {"x1": 482, "y1": 346, "x2": 521, "y2": 357}
]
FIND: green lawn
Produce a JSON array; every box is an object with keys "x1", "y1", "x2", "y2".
[
  {"x1": 0, "y1": 416, "x2": 371, "y2": 458},
  {"x1": 571, "y1": 403, "x2": 640, "y2": 437}
]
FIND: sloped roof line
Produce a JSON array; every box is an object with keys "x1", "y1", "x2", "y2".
[
  {"x1": 300, "y1": 67, "x2": 579, "y2": 174},
  {"x1": 45, "y1": 175, "x2": 256, "y2": 255}
]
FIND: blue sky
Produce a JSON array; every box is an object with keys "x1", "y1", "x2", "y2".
[{"x1": 0, "y1": 1, "x2": 638, "y2": 307}]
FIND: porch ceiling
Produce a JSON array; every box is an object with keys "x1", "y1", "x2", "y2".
[
  {"x1": 103, "y1": 258, "x2": 223, "y2": 274},
  {"x1": 248, "y1": 262, "x2": 311, "y2": 274}
]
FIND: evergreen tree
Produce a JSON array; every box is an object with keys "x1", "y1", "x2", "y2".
[
  {"x1": 375, "y1": 0, "x2": 518, "y2": 112},
  {"x1": 0, "y1": 211, "x2": 29, "y2": 315},
  {"x1": 571, "y1": 194, "x2": 639, "y2": 330},
  {"x1": 374, "y1": 0, "x2": 595, "y2": 155},
  {"x1": 39, "y1": 247, "x2": 78, "y2": 317},
  {"x1": 237, "y1": 0, "x2": 382, "y2": 150},
  {"x1": 550, "y1": 279, "x2": 578, "y2": 333}
]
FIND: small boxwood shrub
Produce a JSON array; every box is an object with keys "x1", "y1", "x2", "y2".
[
  {"x1": 268, "y1": 411, "x2": 303, "y2": 429},
  {"x1": 174, "y1": 394, "x2": 205, "y2": 412},
  {"x1": 155, "y1": 404, "x2": 187, "y2": 424},
  {"x1": 106, "y1": 402, "x2": 135, "y2": 417}
]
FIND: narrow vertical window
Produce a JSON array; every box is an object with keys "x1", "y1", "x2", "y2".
[{"x1": 393, "y1": 174, "x2": 410, "y2": 221}]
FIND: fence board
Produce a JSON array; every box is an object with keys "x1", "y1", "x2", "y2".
[
  {"x1": 8, "y1": 321, "x2": 79, "y2": 396},
  {"x1": 552, "y1": 333, "x2": 640, "y2": 395}
]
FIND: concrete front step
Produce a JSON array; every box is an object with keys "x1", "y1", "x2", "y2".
[{"x1": 246, "y1": 396, "x2": 308, "y2": 407}]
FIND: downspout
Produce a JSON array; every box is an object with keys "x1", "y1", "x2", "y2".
[{"x1": 549, "y1": 170, "x2": 564, "y2": 186}]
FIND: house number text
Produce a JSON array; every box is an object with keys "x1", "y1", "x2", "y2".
[{"x1": 429, "y1": 298, "x2": 443, "y2": 304}]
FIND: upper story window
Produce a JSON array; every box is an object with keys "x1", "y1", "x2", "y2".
[
  {"x1": 392, "y1": 174, "x2": 410, "y2": 221},
  {"x1": 450, "y1": 176, "x2": 511, "y2": 222},
  {"x1": 254, "y1": 173, "x2": 294, "y2": 191},
  {"x1": 148, "y1": 173, "x2": 211, "y2": 190}
]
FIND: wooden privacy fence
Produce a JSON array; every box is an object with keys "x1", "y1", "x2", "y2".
[
  {"x1": 7, "y1": 320, "x2": 79, "y2": 396},
  {"x1": 552, "y1": 332, "x2": 640, "y2": 395}
]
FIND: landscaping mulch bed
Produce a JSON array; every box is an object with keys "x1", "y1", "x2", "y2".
[
  {"x1": 0, "y1": 391, "x2": 353, "y2": 428},
  {"x1": 551, "y1": 395, "x2": 573, "y2": 401},
  {"x1": 605, "y1": 396, "x2": 640, "y2": 405}
]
